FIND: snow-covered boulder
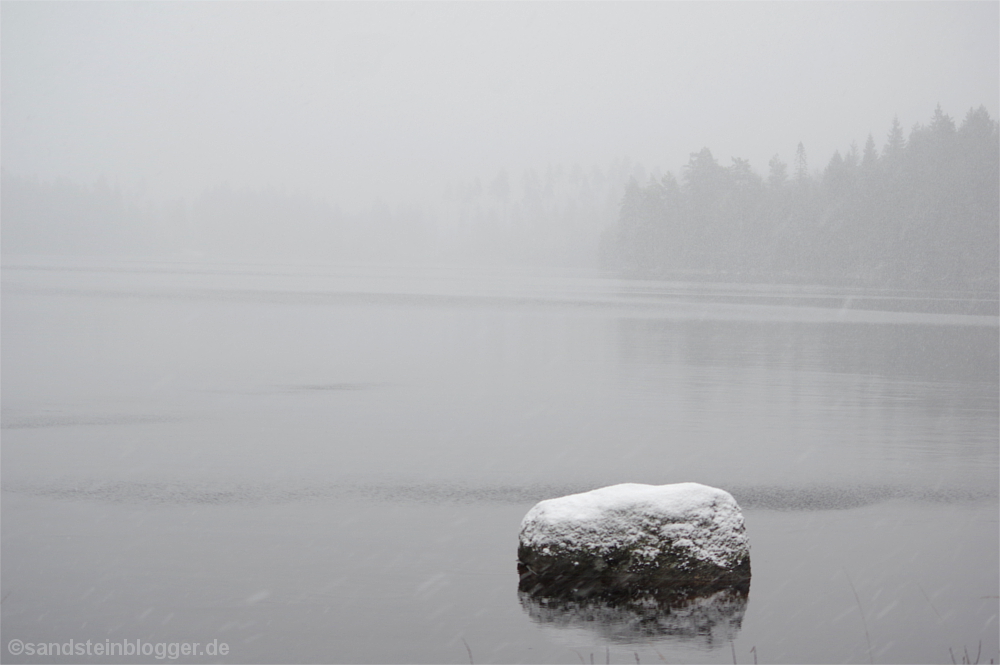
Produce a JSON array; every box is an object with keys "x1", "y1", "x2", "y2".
[{"x1": 518, "y1": 483, "x2": 750, "y2": 596}]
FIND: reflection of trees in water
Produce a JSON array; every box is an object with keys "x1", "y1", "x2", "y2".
[
  {"x1": 617, "y1": 317, "x2": 998, "y2": 385},
  {"x1": 518, "y1": 584, "x2": 749, "y2": 647}
]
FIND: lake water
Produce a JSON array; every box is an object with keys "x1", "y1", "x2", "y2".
[{"x1": 2, "y1": 259, "x2": 997, "y2": 664}]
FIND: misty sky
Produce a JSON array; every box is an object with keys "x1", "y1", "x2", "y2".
[{"x1": 3, "y1": 2, "x2": 997, "y2": 212}]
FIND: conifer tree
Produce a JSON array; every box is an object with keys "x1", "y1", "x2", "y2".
[
  {"x1": 883, "y1": 116, "x2": 906, "y2": 159},
  {"x1": 862, "y1": 134, "x2": 879, "y2": 170},
  {"x1": 795, "y1": 142, "x2": 808, "y2": 184},
  {"x1": 768, "y1": 155, "x2": 788, "y2": 189}
]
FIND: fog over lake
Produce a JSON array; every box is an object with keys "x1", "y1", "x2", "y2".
[{"x1": 1, "y1": 3, "x2": 997, "y2": 664}]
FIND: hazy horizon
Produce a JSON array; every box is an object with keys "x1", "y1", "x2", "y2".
[{"x1": 3, "y1": 2, "x2": 997, "y2": 214}]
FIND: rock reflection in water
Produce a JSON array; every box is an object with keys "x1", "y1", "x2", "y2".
[{"x1": 518, "y1": 583, "x2": 749, "y2": 647}]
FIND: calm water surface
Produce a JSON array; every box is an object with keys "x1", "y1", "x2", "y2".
[{"x1": 2, "y1": 260, "x2": 997, "y2": 663}]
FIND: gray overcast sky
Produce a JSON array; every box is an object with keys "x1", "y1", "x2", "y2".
[{"x1": 3, "y1": 2, "x2": 997, "y2": 212}]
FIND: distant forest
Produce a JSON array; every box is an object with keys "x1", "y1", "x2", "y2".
[
  {"x1": 3, "y1": 105, "x2": 997, "y2": 290},
  {"x1": 605, "y1": 105, "x2": 999, "y2": 290}
]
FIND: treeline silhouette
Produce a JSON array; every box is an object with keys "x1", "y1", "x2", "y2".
[
  {"x1": 0, "y1": 175, "x2": 429, "y2": 264},
  {"x1": 3, "y1": 106, "x2": 996, "y2": 286},
  {"x1": 1, "y1": 163, "x2": 636, "y2": 267},
  {"x1": 605, "y1": 105, "x2": 999, "y2": 291}
]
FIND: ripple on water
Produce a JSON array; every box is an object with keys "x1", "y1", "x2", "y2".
[{"x1": 3, "y1": 479, "x2": 995, "y2": 509}]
